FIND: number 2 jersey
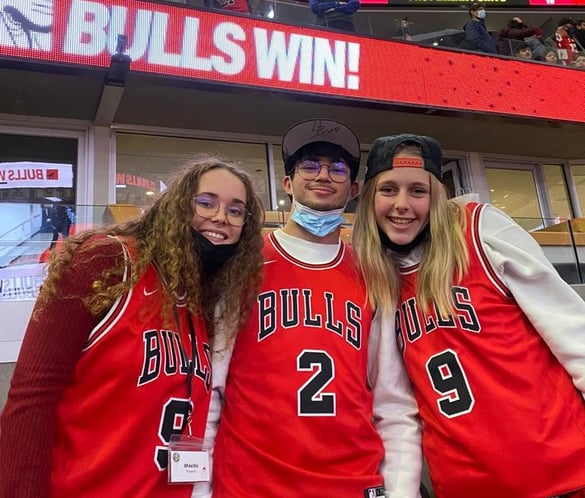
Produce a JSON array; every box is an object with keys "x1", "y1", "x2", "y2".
[
  {"x1": 50, "y1": 237, "x2": 212, "y2": 498},
  {"x1": 396, "y1": 203, "x2": 585, "y2": 498},
  {"x1": 212, "y1": 231, "x2": 384, "y2": 498}
]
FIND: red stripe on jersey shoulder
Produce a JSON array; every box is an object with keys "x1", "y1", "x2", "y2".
[
  {"x1": 469, "y1": 203, "x2": 512, "y2": 299},
  {"x1": 84, "y1": 238, "x2": 133, "y2": 350},
  {"x1": 266, "y1": 231, "x2": 346, "y2": 270},
  {"x1": 399, "y1": 263, "x2": 420, "y2": 275}
]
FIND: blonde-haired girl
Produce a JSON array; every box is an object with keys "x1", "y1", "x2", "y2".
[{"x1": 353, "y1": 134, "x2": 585, "y2": 498}]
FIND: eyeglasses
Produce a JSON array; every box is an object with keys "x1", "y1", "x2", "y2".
[
  {"x1": 192, "y1": 194, "x2": 249, "y2": 227},
  {"x1": 296, "y1": 160, "x2": 351, "y2": 183}
]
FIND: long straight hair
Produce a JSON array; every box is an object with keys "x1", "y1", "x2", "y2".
[{"x1": 353, "y1": 172, "x2": 469, "y2": 317}]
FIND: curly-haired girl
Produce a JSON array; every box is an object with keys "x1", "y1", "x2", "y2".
[{"x1": 0, "y1": 155, "x2": 264, "y2": 498}]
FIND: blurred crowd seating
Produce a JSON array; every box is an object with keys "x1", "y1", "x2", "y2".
[{"x1": 184, "y1": 0, "x2": 585, "y2": 70}]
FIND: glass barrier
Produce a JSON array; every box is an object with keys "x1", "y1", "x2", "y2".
[
  {"x1": 518, "y1": 216, "x2": 585, "y2": 285},
  {"x1": 269, "y1": 213, "x2": 585, "y2": 280},
  {"x1": 2, "y1": 203, "x2": 584, "y2": 303},
  {"x1": 0, "y1": 202, "x2": 142, "y2": 302}
]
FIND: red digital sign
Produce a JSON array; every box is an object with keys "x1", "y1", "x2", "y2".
[
  {"x1": 388, "y1": 0, "x2": 584, "y2": 5},
  {"x1": 1, "y1": 0, "x2": 584, "y2": 124},
  {"x1": 529, "y1": 0, "x2": 585, "y2": 4}
]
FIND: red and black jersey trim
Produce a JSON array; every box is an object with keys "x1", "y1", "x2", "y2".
[
  {"x1": 84, "y1": 238, "x2": 133, "y2": 350},
  {"x1": 267, "y1": 231, "x2": 346, "y2": 270},
  {"x1": 469, "y1": 203, "x2": 512, "y2": 300}
]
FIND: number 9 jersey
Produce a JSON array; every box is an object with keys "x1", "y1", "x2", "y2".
[
  {"x1": 396, "y1": 203, "x2": 585, "y2": 498},
  {"x1": 50, "y1": 238, "x2": 212, "y2": 498}
]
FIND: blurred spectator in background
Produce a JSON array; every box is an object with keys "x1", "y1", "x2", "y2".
[
  {"x1": 216, "y1": 0, "x2": 250, "y2": 13},
  {"x1": 574, "y1": 20, "x2": 585, "y2": 51},
  {"x1": 514, "y1": 41, "x2": 533, "y2": 60},
  {"x1": 247, "y1": 0, "x2": 266, "y2": 16},
  {"x1": 497, "y1": 16, "x2": 544, "y2": 58},
  {"x1": 310, "y1": 0, "x2": 360, "y2": 32},
  {"x1": 535, "y1": 46, "x2": 562, "y2": 65},
  {"x1": 461, "y1": 4, "x2": 498, "y2": 54},
  {"x1": 48, "y1": 203, "x2": 72, "y2": 250},
  {"x1": 570, "y1": 52, "x2": 585, "y2": 68},
  {"x1": 546, "y1": 17, "x2": 578, "y2": 65},
  {"x1": 400, "y1": 16, "x2": 414, "y2": 41}
]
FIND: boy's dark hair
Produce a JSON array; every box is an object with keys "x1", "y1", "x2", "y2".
[{"x1": 468, "y1": 3, "x2": 483, "y2": 15}]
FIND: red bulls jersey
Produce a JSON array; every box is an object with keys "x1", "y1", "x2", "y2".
[
  {"x1": 396, "y1": 203, "x2": 585, "y2": 498},
  {"x1": 51, "y1": 240, "x2": 211, "y2": 498},
  {"x1": 213, "y1": 232, "x2": 383, "y2": 498}
]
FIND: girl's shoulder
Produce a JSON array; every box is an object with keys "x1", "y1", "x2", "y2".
[
  {"x1": 79, "y1": 234, "x2": 137, "y2": 255},
  {"x1": 67, "y1": 234, "x2": 134, "y2": 273}
]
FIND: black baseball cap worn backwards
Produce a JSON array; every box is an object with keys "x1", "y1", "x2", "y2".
[
  {"x1": 282, "y1": 119, "x2": 361, "y2": 178},
  {"x1": 364, "y1": 134, "x2": 443, "y2": 183}
]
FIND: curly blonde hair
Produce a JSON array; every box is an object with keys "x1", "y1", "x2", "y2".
[{"x1": 38, "y1": 155, "x2": 265, "y2": 339}]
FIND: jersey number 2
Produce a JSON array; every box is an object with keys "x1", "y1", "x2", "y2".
[
  {"x1": 297, "y1": 350, "x2": 336, "y2": 416},
  {"x1": 426, "y1": 349, "x2": 474, "y2": 418}
]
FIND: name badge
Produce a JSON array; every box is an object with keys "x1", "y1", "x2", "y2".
[
  {"x1": 167, "y1": 434, "x2": 210, "y2": 484},
  {"x1": 168, "y1": 449, "x2": 210, "y2": 483}
]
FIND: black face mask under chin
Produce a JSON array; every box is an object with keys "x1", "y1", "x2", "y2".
[
  {"x1": 192, "y1": 229, "x2": 239, "y2": 273},
  {"x1": 378, "y1": 223, "x2": 430, "y2": 255}
]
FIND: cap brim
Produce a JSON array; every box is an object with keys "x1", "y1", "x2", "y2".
[{"x1": 282, "y1": 119, "x2": 361, "y2": 162}]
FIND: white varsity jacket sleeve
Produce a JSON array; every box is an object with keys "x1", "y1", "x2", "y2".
[
  {"x1": 479, "y1": 203, "x2": 585, "y2": 397},
  {"x1": 369, "y1": 309, "x2": 423, "y2": 498}
]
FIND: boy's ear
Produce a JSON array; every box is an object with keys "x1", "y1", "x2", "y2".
[{"x1": 349, "y1": 180, "x2": 360, "y2": 201}]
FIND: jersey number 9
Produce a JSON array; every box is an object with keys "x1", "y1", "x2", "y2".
[{"x1": 426, "y1": 349, "x2": 475, "y2": 418}]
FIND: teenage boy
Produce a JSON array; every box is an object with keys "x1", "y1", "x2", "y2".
[{"x1": 201, "y1": 119, "x2": 422, "y2": 498}]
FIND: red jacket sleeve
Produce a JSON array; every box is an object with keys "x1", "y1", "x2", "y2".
[{"x1": 0, "y1": 238, "x2": 125, "y2": 498}]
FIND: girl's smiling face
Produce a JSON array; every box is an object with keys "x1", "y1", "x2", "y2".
[
  {"x1": 374, "y1": 163, "x2": 431, "y2": 246},
  {"x1": 191, "y1": 168, "x2": 247, "y2": 245}
]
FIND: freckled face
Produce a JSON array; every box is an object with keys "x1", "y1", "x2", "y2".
[
  {"x1": 191, "y1": 169, "x2": 247, "y2": 245},
  {"x1": 373, "y1": 164, "x2": 431, "y2": 246}
]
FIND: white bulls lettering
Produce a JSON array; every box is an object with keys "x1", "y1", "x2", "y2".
[{"x1": 64, "y1": 0, "x2": 245, "y2": 74}]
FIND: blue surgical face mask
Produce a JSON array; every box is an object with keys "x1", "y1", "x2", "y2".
[
  {"x1": 290, "y1": 199, "x2": 346, "y2": 238},
  {"x1": 477, "y1": 9, "x2": 486, "y2": 19}
]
